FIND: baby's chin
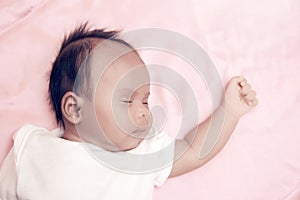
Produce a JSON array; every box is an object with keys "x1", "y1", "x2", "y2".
[
  {"x1": 114, "y1": 137, "x2": 143, "y2": 152},
  {"x1": 102, "y1": 126, "x2": 153, "y2": 152}
]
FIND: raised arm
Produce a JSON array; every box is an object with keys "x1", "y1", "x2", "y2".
[{"x1": 169, "y1": 76, "x2": 258, "y2": 177}]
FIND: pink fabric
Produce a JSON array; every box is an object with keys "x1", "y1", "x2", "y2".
[{"x1": 0, "y1": 0, "x2": 299, "y2": 199}]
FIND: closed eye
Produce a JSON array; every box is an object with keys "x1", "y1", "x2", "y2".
[{"x1": 121, "y1": 100, "x2": 133, "y2": 103}]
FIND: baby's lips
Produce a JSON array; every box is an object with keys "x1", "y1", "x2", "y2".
[{"x1": 136, "y1": 117, "x2": 150, "y2": 127}]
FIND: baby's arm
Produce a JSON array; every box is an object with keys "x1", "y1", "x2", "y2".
[{"x1": 169, "y1": 76, "x2": 258, "y2": 177}]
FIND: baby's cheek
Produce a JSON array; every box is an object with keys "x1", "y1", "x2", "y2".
[
  {"x1": 112, "y1": 103, "x2": 136, "y2": 133},
  {"x1": 94, "y1": 105, "x2": 113, "y2": 132}
]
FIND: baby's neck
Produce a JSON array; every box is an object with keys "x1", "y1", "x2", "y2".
[
  {"x1": 62, "y1": 125, "x2": 81, "y2": 142},
  {"x1": 62, "y1": 131, "x2": 81, "y2": 142}
]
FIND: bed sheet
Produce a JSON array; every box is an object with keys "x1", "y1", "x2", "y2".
[{"x1": 0, "y1": 0, "x2": 300, "y2": 199}]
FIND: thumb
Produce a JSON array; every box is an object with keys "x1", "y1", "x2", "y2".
[{"x1": 232, "y1": 75, "x2": 246, "y2": 87}]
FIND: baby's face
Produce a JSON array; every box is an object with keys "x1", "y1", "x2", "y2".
[{"x1": 91, "y1": 49, "x2": 153, "y2": 151}]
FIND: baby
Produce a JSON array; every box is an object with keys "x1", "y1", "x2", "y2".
[{"x1": 0, "y1": 23, "x2": 258, "y2": 200}]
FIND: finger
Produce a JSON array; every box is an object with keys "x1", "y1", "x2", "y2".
[
  {"x1": 249, "y1": 98, "x2": 259, "y2": 106},
  {"x1": 240, "y1": 84, "x2": 251, "y2": 95},
  {"x1": 231, "y1": 75, "x2": 246, "y2": 82},
  {"x1": 239, "y1": 80, "x2": 247, "y2": 87},
  {"x1": 233, "y1": 76, "x2": 247, "y2": 88},
  {"x1": 244, "y1": 91, "x2": 256, "y2": 101}
]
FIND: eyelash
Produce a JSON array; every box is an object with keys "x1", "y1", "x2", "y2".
[
  {"x1": 121, "y1": 100, "x2": 133, "y2": 104},
  {"x1": 121, "y1": 100, "x2": 148, "y2": 105}
]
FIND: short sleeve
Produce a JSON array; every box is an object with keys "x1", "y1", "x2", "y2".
[
  {"x1": 153, "y1": 162, "x2": 173, "y2": 187},
  {"x1": 138, "y1": 131, "x2": 175, "y2": 187},
  {"x1": 128, "y1": 130, "x2": 175, "y2": 187},
  {"x1": 153, "y1": 132, "x2": 175, "y2": 187},
  {"x1": 0, "y1": 124, "x2": 49, "y2": 200},
  {"x1": 0, "y1": 149, "x2": 19, "y2": 200}
]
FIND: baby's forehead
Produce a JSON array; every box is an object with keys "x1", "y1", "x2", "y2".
[
  {"x1": 89, "y1": 40, "x2": 144, "y2": 73},
  {"x1": 87, "y1": 40, "x2": 150, "y2": 89},
  {"x1": 91, "y1": 39, "x2": 132, "y2": 61}
]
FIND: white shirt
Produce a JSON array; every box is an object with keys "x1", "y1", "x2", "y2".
[{"x1": 0, "y1": 125, "x2": 175, "y2": 200}]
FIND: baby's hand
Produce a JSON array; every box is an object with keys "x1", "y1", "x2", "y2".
[{"x1": 223, "y1": 76, "x2": 258, "y2": 119}]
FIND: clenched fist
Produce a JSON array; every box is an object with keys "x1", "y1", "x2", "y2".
[{"x1": 223, "y1": 76, "x2": 259, "y2": 119}]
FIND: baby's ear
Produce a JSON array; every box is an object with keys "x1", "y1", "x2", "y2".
[{"x1": 61, "y1": 91, "x2": 83, "y2": 124}]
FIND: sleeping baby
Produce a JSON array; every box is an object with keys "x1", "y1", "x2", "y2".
[{"x1": 0, "y1": 23, "x2": 258, "y2": 200}]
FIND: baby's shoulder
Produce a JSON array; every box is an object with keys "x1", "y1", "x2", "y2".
[{"x1": 12, "y1": 124, "x2": 62, "y2": 162}]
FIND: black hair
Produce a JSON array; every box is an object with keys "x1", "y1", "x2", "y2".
[{"x1": 49, "y1": 22, "x2": 133, "y2": 128}]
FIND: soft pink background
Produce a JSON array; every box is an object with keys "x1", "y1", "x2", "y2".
[{"x1": 0, "y1": 0, "x2": 300, "y2": 199}]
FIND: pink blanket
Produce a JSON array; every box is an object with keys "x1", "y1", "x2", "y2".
[{"x1": 1, "y1": 0, "x2": 300, "y2": 199}]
